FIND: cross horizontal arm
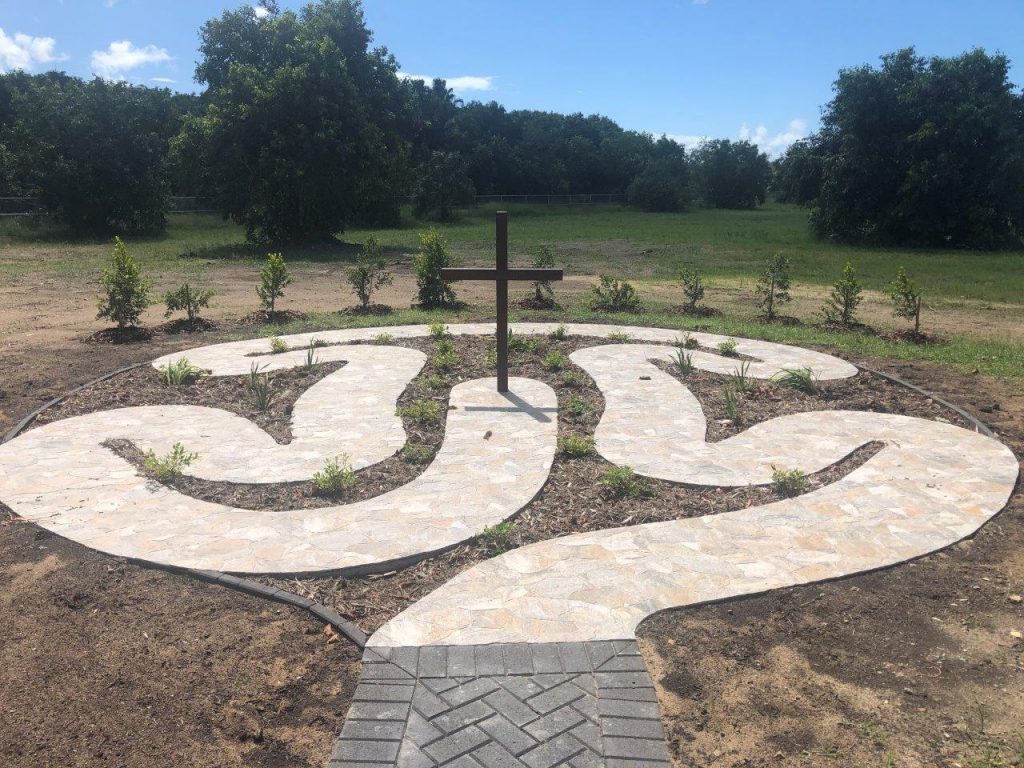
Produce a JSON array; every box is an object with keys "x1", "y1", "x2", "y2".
[{"x1": 440, "y1": 268, "x2": 564, "y2": 282}]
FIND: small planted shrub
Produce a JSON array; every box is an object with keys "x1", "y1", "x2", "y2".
[
  {"x1": 420, "y1": 374, "x2": 445, "y2": 390},
  {"x1": 313, "y1": 454, "x2": 357, "y2": 496},
  {"x1": 164, "y1": 282, "x2": 213, "y2": 327},
  {"x1": 429, "y1": 322, "x2": 449, "y2": 339},
  {"x1": 676, "y1": 333, "x2": 699, "y2": 350},
  {"x1": 246, "y1": 364, "x2": 275, "y2": 411},
  {"x1": 773, "y1": 366, "x2": 819, "y2": 394},
  {"x1": 566, "y1": 394, "x2": 591, "y2": 418},
  {"x1": 311, "y1": 338, "x2": 329, "y2": 348},
  {"x1": 673, "y1": 348, "x2": 694, "y2": 374},
  {"x1": 600, "y1": 465, "x2": 647, "y2": 498},
  {"x1": 822, "y1": 261, "x2": 863, "y2": 327},
  {"x1": 718, "y1": 339, "x2": 739, "y2": 357},
  {"x1": 559, "y1": 435, "x2": 594, "y2": 457},
  {"x1": 97, "y1": 236, "x2": 151, "y2": 329},
  {"x1": 561, "y1": 370, "x2": 584, "y2": 388},
  {"x1": 347, "y1": 235, "x2": 393, "y2": 309},
  {"x1": 590, "y1": 275, "x2": 641, "y2": 312},
  {"x1": 269, "y1": 337, "x2": 288, "y2": 354},
  {"x1": 373, "y1": 332, "x2": 394, "y2": 345},
  {"x1": 246, "y1": 361, "x2": 268, "y2": 390},
  {"x1": 771, "y1": 467, "x2": 810, "y2": 497},
  {"x1": 889, "y1": 266, "x2": 923, "y2": 334},
  {"x1": 257, "y1": 252, "x2": 292, "y2": 314},
  {"x1": 485, "y1": 343, "x2": 498, "y2": 368},
  {"x1": 543, "y1": 350, "x2": 568, "y2": 371},
  {"x1": 507, "y1": 330, "x2": 544, "y2": 354},
  {"x1": 607, "y1": 331, "x2": 631, "y2": 341},
  {"x1": 435, "y1": 337, "x2": 455, "y2": 354},
  {"x1": 398, "y1": 400, "x2": 442, "y2": 425},
  {"x1": 479, "y1": 521, "x2": 516, "y2": 555},
  {"x1": 530, "y1": 246, "x2": 557, "y2": 307},
  {"x1": 549, "y1": 324, "x2": 568, "y2": 340},
  {"x1": 432, "y1": 348, "x2": 458, "y2": 371},
  {"x1": 415, "y1": 229, "x2": 458, "y2": 308},
  {"x1": 756, "y1": 253, "x2": 792, "y2": 322},
  {"x1": 730, "y1": 361, "x2": 753, "y2": 393},
  {"x1": 303, "y1": 343, "x2": 321, "y2": 370},
  {"x1": 158, "y1": 357, "x2": 206, "y2": 385},
  {"x1": 722, "y1": 385, "x2": 741, "y2": 421},
  {"x1": 143, "y1": 442, "x2": 198, "y2": 483},
  {"x1": 400, "y1": 443, "x2": 434, "y2": 464},
  {"x1": 679, "y1": 267, "x2": 706, "y2": 313}
]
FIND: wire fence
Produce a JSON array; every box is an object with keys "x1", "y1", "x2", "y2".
[{"x1": 0, "y1": 193, "x2": 627, "y2": 218}]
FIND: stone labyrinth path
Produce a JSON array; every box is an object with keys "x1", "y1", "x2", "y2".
[{"x1": 0, "y1": 323, "x2": 1017, "y2": 767}]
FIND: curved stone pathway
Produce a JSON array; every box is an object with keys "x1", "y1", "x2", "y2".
[{"x1": 0, "y1": 324, "x2": 1016, "y2": 768}]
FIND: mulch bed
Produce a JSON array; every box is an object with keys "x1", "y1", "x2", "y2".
[{"x1": 29, "y1": 333, "x2": 974, "y2": 636}]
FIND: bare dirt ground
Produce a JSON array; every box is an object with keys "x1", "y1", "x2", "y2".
[{"x1": 0, "y1": 267, "x2": 1021, "y2": 768}]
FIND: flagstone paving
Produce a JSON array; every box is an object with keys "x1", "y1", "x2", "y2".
[{"x1": 0, "y1": 324, "x2": 1017, "y2": 768}]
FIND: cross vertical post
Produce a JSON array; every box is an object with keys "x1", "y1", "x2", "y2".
[{"x1": 495, "y1": 211, "x2": 509, "y2": 392}]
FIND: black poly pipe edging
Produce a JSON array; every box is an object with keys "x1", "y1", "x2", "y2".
[
  {"x1": 2, "y1": 356, "x2": 1006, "y2": 651},
  {"x1": 0, "y1": 362, "x2": 369, "y2": 649}
]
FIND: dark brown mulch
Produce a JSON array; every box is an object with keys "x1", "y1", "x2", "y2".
[
  {"x1": 340, "y1": 304, "x2": 394, "y2": 316},
  {"x1": 158, "y1": 317, "x2": 219, "y2": 334},
  {"x1": 85, "y1": 326, "x2": 154, "y2": 344},
  {"x1": 239, "y1": 309, "x2": 308, "y2": 325},
  {"x1": 667, "y1": 304, "x2": 723, "y2": 317}
]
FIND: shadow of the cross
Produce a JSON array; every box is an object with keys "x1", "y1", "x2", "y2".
[{"x1": 463, "y1": 391, "x2": 558, "y2": 423}]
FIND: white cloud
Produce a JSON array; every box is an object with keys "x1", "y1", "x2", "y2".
[
  {"x1": 91, "y1": 40, "x2": 172, "y2": 80},
  {"x1": 739, "y1": 119, "x2": 808, "y2": 157},
  {"x1": 253, "y1": 5, "x2": 271, "y2": 19},
  {"x1": 0, "y1": 28, "x2": 66, "y2": 72},
  {"x1": 398, "y1": 71, "x2": 494, "y2": 93},
  {"x1": 662, "y1": 133, "x2": 709, "y2": 151},
  {"x1": 150, "y1": 76, "x2": 175, "y2": 84}
]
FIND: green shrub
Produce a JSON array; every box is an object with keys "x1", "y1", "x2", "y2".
[
  {"x1": 313, "y1": 454, "x2": 357, "y2": 496},
  {"x1": 607, "y1": 331, "x2": 631, "y2": 341},
  {"x1": 164, "y1": 282, "x2": 213, "y2": 326},
  {"x1": 311, "y1": 338, "x2": 329, "y2": 348},
  {"x1": 507, "y1": 330, "x2": 543, "y2": 353},
  {"x1": 723, "y1": 385, "x2": 741, "y2": 421},
  {"x1": 479, "y1": 521, "x2": 516, "y2": 555},
  {"x1": 718, "y1": 339, "x2": 739, "y2": 357},
  {"x1": 415, "y1": 230, "x2": 458, "y2": 308},
  {"x1": 158, "y1": 357, "x2": 206, "y2": 385},
  {"x1": 771, "y1": 467, "x2": 809, "y2": 497},
  {"x1": 559, "y1": 435, "x2": 594, "y2": 457},
  {"x1": 730, "y1": 361, "x2": 753, "y2": 393},
  {"x1": 566, "y1": 394, "x2": 591, "y2": 418},
  {"x1": 256, "y1": 252, "x2": 291, "y2": 314},
  {"x1": 680, "y1": 267, "x2": 706, "y2": 312},
  {"x1": 590, "y1": 275, "x2": 641, "y2": 312},
  {"x1": 600, "y1": 466, "x2": 647, "y2": 497},
  {"x1": 246, "y1": 365, "x2": 275, "y2": 410},
  {"x1": 889, "y1": 266, "x2": 923, "y2": 334},
  {"x1": 143, "y1": 442, "x2": 198, "y2": 482},
  {"x1": 561, "y1": 370, "x2": 583, "y2": 388},
  {"x1": 435, "y1": 337, "x2": 455, "y2": 354},
  {"x1": 433, "y1": 349, "x2": 458, "y2": 371},
  {"x1": 756, "y1": 253, "x2": 792, "y2": 322},
  {"x1": 673, "y1": 348, "x2": 694, "y2": 374},
  {"x1": 543, "y1": 350, "x2": 568, "y2": 371},
  {"x1": 303, "y1": 342, "x2": 321, "y2": 370},
  {"x1": 269, "y1": 337, "x2": 288, "y2": 354},
  {"x1": 400, "y1": 444, "x2": 434, "y2": 464},
  {"x1": 97, "y1": 236, "x2": 151, "y2": 329},
  {"x1": 549, "y1": 324, "x2": 568, "y2": 340},
  {"x1": 398, "y1": 400, "x2": 442, "y2": 424},
  {"x1": 822, "y1": 261, "x2": 863, "y2": 326},
  {"x1": 429, "y1": 322, "x2": 449, "y2": 338},
  {"x1": 373, "y1": 332, "x2": 394, "y2": 345},
  {"x1": 420, "y1": 374, "x2": 445, "y2": 390},
  {"x1": 530, "y1": 246, "x2": 557, "y2": 307},
  {"x1": 772, "y1": 366, "x2": 819, "y2": 394},
  {"x1": 347, "y1": 235, "x2": 393, "y2": 309}
]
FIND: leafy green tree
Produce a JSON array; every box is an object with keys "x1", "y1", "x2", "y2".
[
  {"x1": 414, "y1": 229, "x2": 458, "y2": 308},
  {"x1": 755, "y1": 253, "x2": 792, "y2": 322},
  {"x1": 1, "y1": 73, "x2": 183, "y2": 234},
  {"x1": 530, "y1": 246, "x2": 557, "y2": 306},
  {"x1": 97, "y1": 237, "x2": 152, "y2": 328},
  {"x1": 347, "y1": 235, "x2": 393, "y2": 309},
  {"x1": 165, "y1": 283, "x2": 214, "y2": 327},
  {"x1": 627, "y1": 149, "x2": 690, "y2": 212},
  {"x1": 692, "y1": 139, "x2": 772, "y2": 209},
  {"x1": 809, "y1": 48, "x2": 1024, "y2": 247},
  {"x1": 413, "y1": 151, "x2": 476, "y2": 221},
  {"x1": 821, "y1": 262, "x2": 863, "y2": 326},
  {"x1": 679, "y1": 267, "x2": 706, "y2": 313},
  {"x1": 175, "y1": 0, "x2": 410, "y2": 241},
  {"x1": 888, "y1": 266, "x2": 923, "y2": 333},
  {"x1": 257, "y1": 252, "x2": 292, "y2": 314},
  {"x1": 772, "y1": 138, "x2": 825, "y2": 205}
]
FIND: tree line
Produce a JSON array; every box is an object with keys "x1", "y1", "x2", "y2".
[{"x1": 0, "y1": 0, "x2": 769, "y2": 240}]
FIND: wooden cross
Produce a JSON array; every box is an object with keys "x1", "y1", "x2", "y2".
[{"x1": 441, "y1": 211, "x2": 563, "y2": 393}]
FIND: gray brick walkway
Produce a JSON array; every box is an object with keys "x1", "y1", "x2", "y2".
[{"x1": 330, "y1": 642, "x2": 670, "y2": 768}]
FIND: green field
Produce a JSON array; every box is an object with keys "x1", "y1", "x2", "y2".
[{"x1": 2, "y1": 203, "x2": 1021, "y2": 377}]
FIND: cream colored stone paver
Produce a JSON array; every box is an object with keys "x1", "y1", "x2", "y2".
[
  {"x1": 370, "y1": 411, "x2": 1019, "y2": 646},
  {"x1": 0, "y1": 377, "x2": 557, "y2": 574},
  {"x1": 144, "y1": 345, "x2": 425, "y2": 483}
]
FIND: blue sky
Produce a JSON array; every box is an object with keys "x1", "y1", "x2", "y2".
[{"x1": 3, "y1": 0, "x2": 1023, "y2": 156}]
